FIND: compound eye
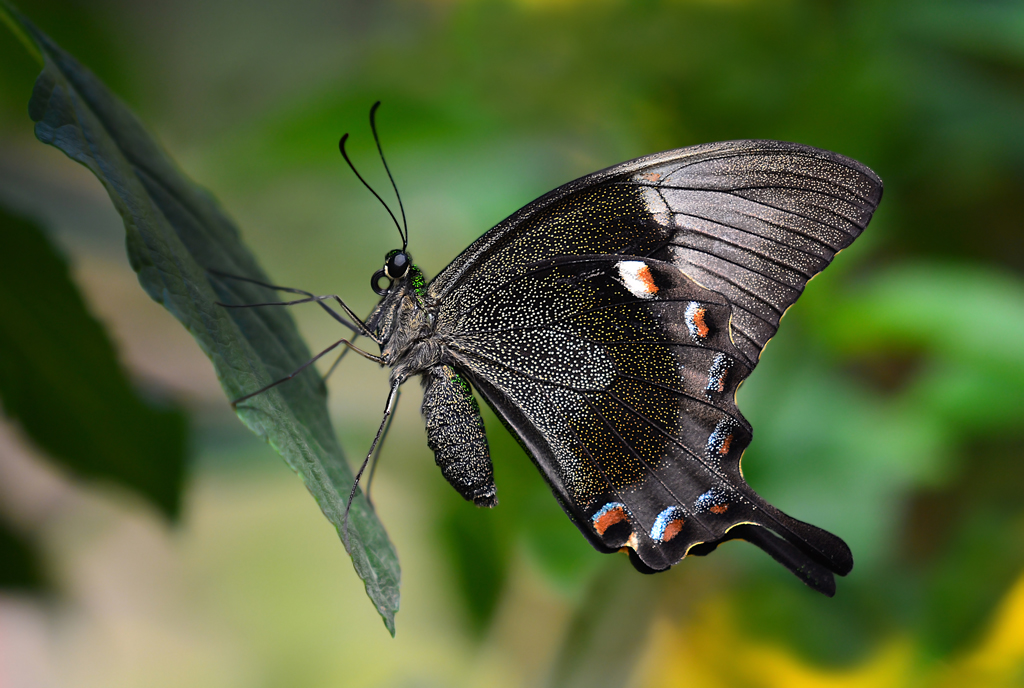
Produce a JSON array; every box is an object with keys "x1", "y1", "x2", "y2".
[{"x1": 384, "y1": 251, "x2": 410, "y2": 279}]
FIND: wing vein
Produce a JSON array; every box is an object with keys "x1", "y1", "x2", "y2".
[
  {"x1": 584, "y1": 397, "x2": 709, "y2": 536},
  {"x1": 446, "y1": 212, "x2": 653, "y2": 317},
  {"x1": 657, "y1": 185, "x2": 863, "y2": 240},
  {"x1": 679, "y1": 261, "x2": 787, "y2": 319},
  {"x1": 670, "y1": 242, "x2": 810, "y2": 291},
  {"x1": 671, "y1": 217, "x2": 827, "y2": 273},
  {"x1": 659, "y1": 178, "x2": 876, "y2": 215},
  {"x1": 617, "y1": 373, "x2": 749, "y2": 429},
  {"x1": 533, "y1": 385, "x2": 640, "y2": 533}
]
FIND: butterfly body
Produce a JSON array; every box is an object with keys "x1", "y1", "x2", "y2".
[
  {"x1": 361, "y1": 139, "x2": 880, "y2": 595},
  {"x1": 366, "y1": 260, "x2": 498, "y2": 506}
]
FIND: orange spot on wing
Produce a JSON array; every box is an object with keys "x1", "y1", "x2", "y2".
[
  {"x1": 595, "y1": 506, "x2": 628, "y2": 535},
  {"x1": 709, "y1": 504, "x2": 729, "y2": 514},
  {"x1": 718, "y1": 434, "x2": 733, "y2": 455},
  {"x1": 637, "y1": 265, "x2": 658, "y2": 295},
  {"x1": 662, "y1": 519, "x2": 685, "y2": 542},
  {"x1": 692, "y1": 308, "x2": 709, "y2": 338},
  {"x1": 641, "y1": 172, "x2": 662, "y2": 182}
]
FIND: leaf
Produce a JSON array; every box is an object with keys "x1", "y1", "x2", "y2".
[
  {"x1": 0, "y1": 205, "x2": 188, "y2": 517},
  {"x1": 1, "y1": 5, "x2": 400, "y2": 633},
  {"x1": 0, "y1": 518, "x2": 43, "y2": 590}
]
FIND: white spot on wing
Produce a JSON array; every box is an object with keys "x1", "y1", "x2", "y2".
[
  {"x1": 617, "y1": 260, "x2": 658, "y2": 299},
  {"x1": 640, "y1": 185, "x2": 669, "y2": 215}
]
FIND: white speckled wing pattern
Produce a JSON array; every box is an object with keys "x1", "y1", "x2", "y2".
[{"x1": 428, "y1": 140, "x2": 882, "y2": 593}]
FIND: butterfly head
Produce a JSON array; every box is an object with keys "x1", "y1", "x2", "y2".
[{"x1": 371, "y1": 249, "x2": 412, "y2": 295}]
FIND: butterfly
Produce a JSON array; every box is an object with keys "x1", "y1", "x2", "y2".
[{"x1": 226, "y1": 110, "x2": 882, "y2": 596}]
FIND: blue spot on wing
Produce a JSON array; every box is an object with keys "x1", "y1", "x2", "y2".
[
  {"x1": 694, "y1": 488, "x2": 728, "y2": 513},
  {"x1": 650, "y1": 506, "x2": 686, "y2": 542}
]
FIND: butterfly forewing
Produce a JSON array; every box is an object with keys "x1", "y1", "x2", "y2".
[
  {"x1": 431, "y1": 140, "x2": 882, "y2": 365},
  {"x1": 621, "y1": 142, "x2": 882, "y2": 363}
]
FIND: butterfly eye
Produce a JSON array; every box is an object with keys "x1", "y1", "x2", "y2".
[
  {"x1": 384, "y1": 250, "x2": 410, "y2": 279},
  {"x1": 372, "y1": 251, "x2": 411, "y2": 295}
]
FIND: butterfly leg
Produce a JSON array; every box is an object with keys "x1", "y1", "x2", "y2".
[
  {"x1": 343, "y1": 380, "x2": 402, "y2": 548},
  {"x1": 322, "y1": 345, "x2": 353, "y2": 383},
  {"x1": 207, "y1": 268, "x2": 380, "y2": 343},
  {"x1": 365, "y1": 387, "x2": 400, "y2": 506},
  {"x1": 231, "y1": 337, "x2": 383, "y2": 407}
]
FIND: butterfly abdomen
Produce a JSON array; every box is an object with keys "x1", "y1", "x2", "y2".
[{"x1": 421, "y1": 364, "x2": 497, "y2": 507}]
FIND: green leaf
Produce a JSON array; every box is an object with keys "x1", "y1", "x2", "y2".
[
  {"x1": 0, "y1": 205, "x2": 188, "y2": 517},
  {"x1": 0, "y1": 518, "x2": 43, "y2": 590},
  {"x1": 2, "y1": 5, "x2": 400, "y2": 633}
]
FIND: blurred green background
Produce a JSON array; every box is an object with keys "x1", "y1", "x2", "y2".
[{"x1": 1, "y1": 0, "x2": 1023, "y2": 686}]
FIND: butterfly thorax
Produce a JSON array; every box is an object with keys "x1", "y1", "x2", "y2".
[{"x1": 370, "y1": 265, "x2": 444, "y2": 384}]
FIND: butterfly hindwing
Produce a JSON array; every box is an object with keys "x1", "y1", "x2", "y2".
[{"x1": 441, "y1": 254, "x2": 844, "y2": 583}]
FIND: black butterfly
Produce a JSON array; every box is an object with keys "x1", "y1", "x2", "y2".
[{"x1": 226, "y1": 115, "x2": 882, "y2": 596}]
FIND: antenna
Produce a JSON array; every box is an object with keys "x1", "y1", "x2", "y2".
[
  {"x1": 369, "y1": 101, "x2": 408, "y2": 249},
  {"x1": 338, "y1": 103, "x2": 408, "y2": 249}
]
